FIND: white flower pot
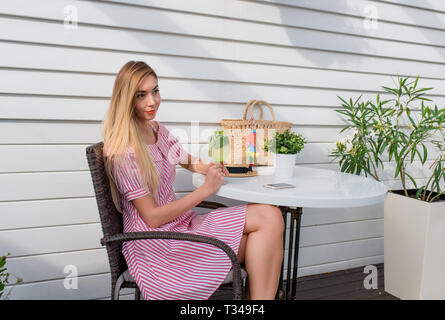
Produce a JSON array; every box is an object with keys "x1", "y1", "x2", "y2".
[
  {"x1": 384, "y1": 191, "x2": 445, "y2": 299},
  {"x1": 272, "y1": 152, "x2": 297, "y2": 178}
]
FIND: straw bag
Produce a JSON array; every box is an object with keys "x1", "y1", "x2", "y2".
[{"x1": 220, "y1": 100, "x2": 293, "y2": 166}]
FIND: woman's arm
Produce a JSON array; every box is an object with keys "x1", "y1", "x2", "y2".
[
  {"x1": 133, "y1": 160, "x2": 228, "y2": 229},
  {"x1": 132, "y1": 185, "x2": 212, "y2": 228},
  {"x1": 179, "y1": 153, "x2": 207, "y2": 174}
]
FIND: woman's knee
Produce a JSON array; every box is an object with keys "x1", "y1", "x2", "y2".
[
  {"x1": 265, "y1": 205, "x2": 285, "y2": 232},
  {"x1": 245, "y1": 203, "x2": 284, "y2": 234}
]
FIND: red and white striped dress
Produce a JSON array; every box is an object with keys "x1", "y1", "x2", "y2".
[{"x1": 112, "y1": 121, "x2": 247, "y2": 300}]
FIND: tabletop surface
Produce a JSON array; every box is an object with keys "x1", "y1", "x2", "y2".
[{"x1": 192, "y1": 165, "x2": 388, "y2": 208}]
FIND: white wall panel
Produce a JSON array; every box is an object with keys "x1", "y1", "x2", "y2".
[
  {"x1": 0, "y1": 224, "x2": 103, "y2": 257},
  {"x1": 2, "y1": 0, "x2": 445, "y2": 61},
  {"x1": 2, "y1": 15, "x2": 445, "y2": 71},
  {"x1": 4, "y1": 249, "x2": 108, "y2": 284},
  {"x1": 4, "y1": 273, "x2": 131, "y2": 300},
  {"x1": 3, "y1": 69, "x2": 443, "y2": 106},
  {"x1": 0, "y1": 198, "x2": 99, "y2": 230},
  {"x1": 4, "y1": 42, "x2": 445, "y2": 95},
  {"x1": 3, "y1": 37, "x2": 445, "y2": 81}
]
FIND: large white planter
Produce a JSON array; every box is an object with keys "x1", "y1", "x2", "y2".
[
  {"x1": 384, "y1": 191, "x2": 445, "y2": 299},
  {"x1": 272, "y1": 152, "x2": 297, "y2": 178}
]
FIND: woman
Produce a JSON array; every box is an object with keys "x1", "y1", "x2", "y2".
[{"x1": 103, "y1": 61, "x2": 284, "y2": 300}]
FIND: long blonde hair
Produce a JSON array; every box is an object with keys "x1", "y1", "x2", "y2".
[{"x1": 103, "y1": 61, "x2": 160, "y2": 212}]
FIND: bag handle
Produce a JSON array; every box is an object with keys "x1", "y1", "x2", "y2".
[
  {"x1": 242, "y1": 100, "x2": 275, "y2": 121},
  {"x1": 242, "y1": 100, "x2": 262, "y2": 120}
]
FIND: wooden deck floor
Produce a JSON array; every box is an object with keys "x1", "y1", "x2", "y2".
[{"x1": 210, "y1": 263, "x2": 399, "y2": 300}]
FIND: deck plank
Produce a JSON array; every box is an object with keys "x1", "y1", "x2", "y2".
[{"x1": 210, "y1": 263, "x2": 399, "y2": 300}]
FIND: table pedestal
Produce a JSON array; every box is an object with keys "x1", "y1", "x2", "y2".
[{"x1": 276, "y1": 206, "x2": 303, "y2": 300}]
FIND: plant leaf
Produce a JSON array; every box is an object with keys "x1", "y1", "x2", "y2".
[
  {"x1": 422, "y1": 144, "x2": 428, "y2": 164},
  {"x1": 405, "y1": 172, "x2": 418, "y2": 190},
  {"x1": 416, "y1": 186, "x2": 425, "y2": 199}
]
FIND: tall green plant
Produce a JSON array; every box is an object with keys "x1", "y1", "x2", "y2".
[
  {"x1": 424, "y1": 130, "x2": 445, "y2": 202},
  {"x1": 330, "y1": 76, "x2": 445, "y2": 202},
  {"x1": 0, "y1": 253, "x2": 22, "y2": 299},
  {"x1": 329, "y1": 95, "x2": 389, "y2": 181}
]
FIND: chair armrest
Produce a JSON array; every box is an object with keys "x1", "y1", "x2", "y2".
[
  {"x1": 195, "y1": 200, "x2": 227, "y2": 210},
  {"x1": 101, "y1": 231, "x2": 243, "y2": 299}
]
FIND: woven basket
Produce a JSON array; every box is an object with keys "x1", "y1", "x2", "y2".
[{"x1": 220, "y1": 100, "x2": 293, "y2": 166}]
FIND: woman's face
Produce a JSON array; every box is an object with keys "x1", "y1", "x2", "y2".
[{"x1": 133, "y1": 74, "x2": 161, "y2": 122}]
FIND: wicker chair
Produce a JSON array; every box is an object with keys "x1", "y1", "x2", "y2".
[{"x1": 86, "y1": 142, "x2": 247, "y2": 300}]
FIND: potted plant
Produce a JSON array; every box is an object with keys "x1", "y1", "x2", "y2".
[
  {"x1": 264, "y1": 129, "x2": 307, "y2": 178},
  {"x1": 330, "y1": 75, "x2": 445, "y2": 299}
]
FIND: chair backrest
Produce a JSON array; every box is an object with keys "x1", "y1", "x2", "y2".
[{"x1": 85, "y1": 142, "x2": 127, "y2": 286}]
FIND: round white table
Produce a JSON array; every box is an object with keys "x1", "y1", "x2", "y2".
[{"x1": 192, "y1": 165, "x2": 388, "y2": 299}]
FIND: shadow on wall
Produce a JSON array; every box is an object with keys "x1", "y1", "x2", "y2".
[
  {"x1": 384, "y1": 0, "x2": 445, "y2": 52},
  {"x1": 273, "y1": 0, "x2": 445, "y2": 71},
  {"x1": 87, "y1": 1, "x2": 265, "y2": 120},
  {"x1": 271, "y1": 0, "x2": 371, "y2": 69},
  {"x1": 273, "y1": 0, "x2": 445, "y2": 104}
]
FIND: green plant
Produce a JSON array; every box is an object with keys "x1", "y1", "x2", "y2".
[
  {"x1": 0, "y1": 253, "x2": 22, "y2": 299},
  {"x1": 264, "y1": 130, "x2": 307, "y2": 154},
  {"x1": 330, "y1": 75, "x2": 445, "y2": 202}
]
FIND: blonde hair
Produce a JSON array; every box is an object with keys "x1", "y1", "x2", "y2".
[{"x1": 103, "y1": 61, "x2": 160, "y2": 212}]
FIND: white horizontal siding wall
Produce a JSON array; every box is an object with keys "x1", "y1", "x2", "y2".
[{"x1": 1, "y1": 0, "x2": 444, "y2": 299}]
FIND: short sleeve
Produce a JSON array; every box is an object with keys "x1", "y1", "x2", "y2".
[
  {"x1": 160, "y1": 124, "x2": 189, "y2": 166},
  {"x1": 112, "y1": 153, "x2": 150, "y2": 202}
]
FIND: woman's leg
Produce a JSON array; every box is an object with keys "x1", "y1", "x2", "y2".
[{"x1": 237, "y1": 203, "x2": 284, "y2": 300}]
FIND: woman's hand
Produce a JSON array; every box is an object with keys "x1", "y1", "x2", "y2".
[
  {"x1": 204, "y1": 162, "x2": 229, "y2": 176},
  {"x1": 202, "y1": 162, "x2": 229, "y2": 195}
]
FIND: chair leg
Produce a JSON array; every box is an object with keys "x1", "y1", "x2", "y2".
[
  {"x1": 114, "y1": 273, "x2": 125, "y2": 300},
  {"x1": 135, "y1": 287, "x2": 141, "y2": 300},
  {"x1": 111, "y1": 284, "x2": 116, "y2": 301}
]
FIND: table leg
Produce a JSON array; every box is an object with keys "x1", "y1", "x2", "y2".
[
  {"x1": 276, "y1": 206, "x2": 287, "y2": 300},
  {"x1": 276, "y1": 206, "x2": 303, "y2": 300},
  {"x1": 291, "y1": 207, "x2": 303, "y2": 299}
]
